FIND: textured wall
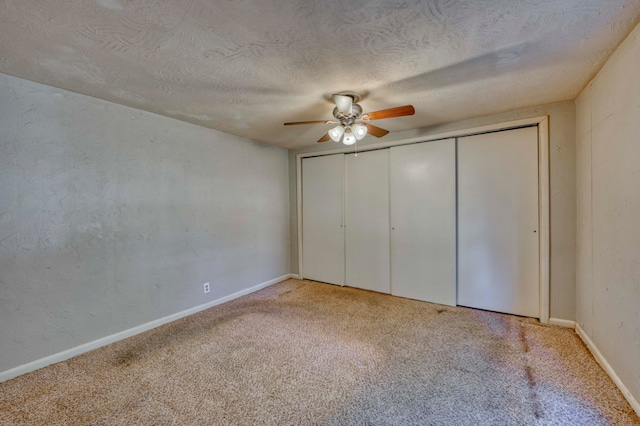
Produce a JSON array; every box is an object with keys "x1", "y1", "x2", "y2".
[
  {"x1": 289, "y1": 101, "x2": 576, "y2": 321},
  {"x1": 576, "y1": 23, "x2": 640, "y2": 405},
  {"x1": 0, "y1": 74, "x2": 290, "y2": 373}
]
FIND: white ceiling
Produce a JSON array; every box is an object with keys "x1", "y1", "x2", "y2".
[{"x1": 1, "y1": 1, "x2": 639, "y2": 149}]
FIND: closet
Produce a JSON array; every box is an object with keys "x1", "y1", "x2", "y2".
[
  {"x1": 345, "y1": 150, "x2": 390, "y2": 293},
  {"x1": 301, "y1": 153, "x2": 344, "y2": 286},
  {"x1": 457, "y1": 127, "x2": 539, "y2": 318},
  {"x1": 390, "y1": 140, "x2": 456, "y2": 305},
  {"x1": 300, "y1": 125, "x2": 540, "y2": 318}
]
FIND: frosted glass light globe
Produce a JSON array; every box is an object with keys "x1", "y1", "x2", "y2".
[
  {"x1": 328, "y1": 125, "x2": 344, "y2": 142},
  {"x1": 352, "y1": 123, "x2": 368, "y2": 140}
]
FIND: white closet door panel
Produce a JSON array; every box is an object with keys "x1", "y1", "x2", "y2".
[
  {"x1": 302, "y1": 154, "x2": 344, "y2": 285},
  {"x1": 345, "y1": 150, "x2": 390, "y2": 293},
  {"x1": 390, "y1": 139, "x2": 456, "y2": 305},
  {"x1": 458, "y1": 126, "x2": 539, "y2": 318}
]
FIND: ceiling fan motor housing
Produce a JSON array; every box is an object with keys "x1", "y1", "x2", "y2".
[{"x1": 333, "y1": 103, "x2": 363, "y2": 127}]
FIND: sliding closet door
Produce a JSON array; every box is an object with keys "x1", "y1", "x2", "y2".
[
  {"x1": 390, "y1": 139, "x2": 456, "y2": 305},
  {"x1": 345, "y1": 150, "x2": 390, "y2": 293},
  {"x1": 302, "y1": 154, "x2": 344, "y2": 285},
  {"x1": 458, "y1": 127, "x2": 539, "y2": 318}
]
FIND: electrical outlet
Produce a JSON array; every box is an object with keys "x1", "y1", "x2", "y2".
[{"x1": 203, "y1": 282, "x2": 210, "y2": 294}]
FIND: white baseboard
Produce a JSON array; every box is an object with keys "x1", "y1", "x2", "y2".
[
  {"x1": 289, "y1": 274, "x2": 301, "y2": 279},
  {"x1": 0, "y1": 274, "x2": 295, "y2": 383},
  {"x1": 575, "y1": 323, "x2": 640, "y2": 417},
  {"x1": 548, "y1": 318, "x2": 576, "y2": 328}
]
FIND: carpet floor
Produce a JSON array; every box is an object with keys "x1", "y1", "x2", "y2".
[{"x1": 1, "y1": 279, "x2": 638, "y2": 425}]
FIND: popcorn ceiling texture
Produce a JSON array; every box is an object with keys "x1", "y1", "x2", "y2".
[
  {"x1": 0, "y1": 0, "x2": 639, "y2": 148},
  {"x1": 1, "y1": 280, "x2": 638, "y2": 425}
]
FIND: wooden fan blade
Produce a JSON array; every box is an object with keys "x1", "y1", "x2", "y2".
[
  {"x1": 317, "y1": 133, "x2": 331, "y2": 143},
  {"x1": 284, "y1": 120, "x2": 330, "y2": 126},
  {"x1": 362, "y1": 105, "x2": 415, "y2": 120},
  {"x1": 364, "y1": 123, "x2": 390, "y2": 138}
]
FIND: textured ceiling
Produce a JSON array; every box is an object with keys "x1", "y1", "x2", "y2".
[{"x1": 1, "y1": 1, "x2": 639, "y2": 149}]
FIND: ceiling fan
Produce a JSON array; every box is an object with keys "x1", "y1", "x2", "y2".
[{"x1": 284, "y1": 92, "x2": 415, "y2": 144}]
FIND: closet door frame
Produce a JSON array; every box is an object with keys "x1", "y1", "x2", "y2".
[{"x1": 296, "y1": 116, "x2": 549, "y2": 323}]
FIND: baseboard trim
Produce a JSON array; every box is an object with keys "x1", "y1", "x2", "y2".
[
  {"x1": 289, "y1": 274, "x2": 301, "y2": 279},
  {"x1": 0, "y1": 274, "x2": 295, "y2": 383},
  {"x1": 575, "y1": 323, "x2": 640, "y2": 417},
  {"x1": 548, "y1": 318, "x2": 576, "y2": 328}
]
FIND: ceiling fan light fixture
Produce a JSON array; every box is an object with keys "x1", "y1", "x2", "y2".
[
  {"x1": 328, "y1": 125, "x2": 345, "y2": 142},
  {"x1": 283, "y1": 91, "x2": 412, "y2": 145},
  {"x1": 352, "y1": 123, "x2": 368, "y2": 140},
  {"x1": 342, "y1": 129, "x2": 356, "y2": 145}
]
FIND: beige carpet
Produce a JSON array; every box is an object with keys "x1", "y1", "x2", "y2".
[{"x1": 1, "y1": 279, "x2": 638, "y2": 425}]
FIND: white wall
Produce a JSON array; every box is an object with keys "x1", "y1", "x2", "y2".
[
  {"x1": 0, "y1": 74, "x2": 290, "y2": 374},
  {"x1": 289, "y1": 101, "x2": 576, "y2": 321},
  {"x1": 576, "y1": 23, "x2": 640, "y2": 407}
]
